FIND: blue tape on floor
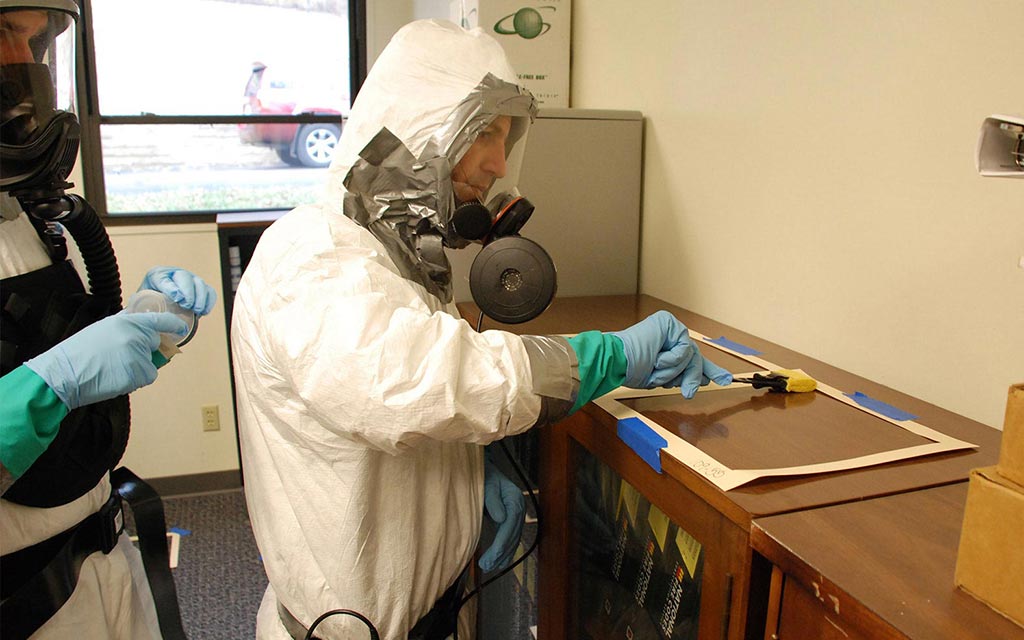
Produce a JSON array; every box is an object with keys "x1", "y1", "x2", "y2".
[
  {"x1": 845, "y1": 392, "x2": 918, "y2": 421},
  {"x1": 617, "y1": 417, "x2": 668, "y2": 473},
  {"x1": 169, "y1": 527, "x2": 191, "y2": 536},
  {"x1": 707, "y1": 336, "x2": 762, "y2": 356}
]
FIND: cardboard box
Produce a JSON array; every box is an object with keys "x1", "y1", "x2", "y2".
[
  {"x1": 997, "y1": 383, "x2": 1024, "y2": 486},
  {"x1": 451, "y1": 0, "x2": 571, "y2": 107},
  {"x1": 955, "y1": 466, "x2": 1024, "y2": 628}
]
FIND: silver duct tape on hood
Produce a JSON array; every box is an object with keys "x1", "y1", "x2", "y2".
[{"x1": 342, "y1": 71, "x2": 536, "y2": 303}]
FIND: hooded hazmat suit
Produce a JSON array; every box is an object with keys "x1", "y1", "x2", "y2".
[{"x1": 231, "y1": 19, "x2": 581, "y2": 640}]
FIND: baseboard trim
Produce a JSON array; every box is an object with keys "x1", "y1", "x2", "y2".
[{"x1": 145, "y1": 469, "x2": 242, "y2": 497}]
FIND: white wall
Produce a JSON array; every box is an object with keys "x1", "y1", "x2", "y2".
[
  {"x1": 571, "y1": 1, "x2": 1024, "y2": 428},
  {"x1": 366, "y1": 0, "x2": 450, "y2": 66},
  {"x1": 365, "y1": 2, "x2": 413, "y2": 66},
  {"x1": 109, "y1": 225, "x2": 238, "y2": 477},
  {"x1": 67, "y1": 221, "x2": 239, "y2": 479}
]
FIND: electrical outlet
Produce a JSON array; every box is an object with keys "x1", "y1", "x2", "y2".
[{"x1": 201, "y1": 405, "x2": 220, "y2": 432}]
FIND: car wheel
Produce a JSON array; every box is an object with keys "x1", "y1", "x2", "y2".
[
  {"x1": 295, "y1": 123, "x2": 341, "y2": 168},
  {"x1": 275, "y1": 146, "x2": 303, "y2": 167}
]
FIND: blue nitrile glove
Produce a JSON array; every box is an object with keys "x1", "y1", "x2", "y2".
[
  {"x1": 480, "y1": 458, "x2": 526, "y2": 573},
  {"x1": 139, "y1": 266, "x2": 217, "y2": 316},
  {"x1": 610, "y1": 310, "x2": 733, "y2": 398},
  {"x1": 25, "y1": 312, "x2": 189, "y2": 410}
]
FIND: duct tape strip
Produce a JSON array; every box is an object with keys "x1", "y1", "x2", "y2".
[
  {"x1": 706, "y1": 336, "x2": 762, "y2": 356},
  {"x1": 617, "y1": 417, "x2": 668, "y2": 473},
  {"x1": 845, "y1": 392, "x2": 919, "y2": 421}
]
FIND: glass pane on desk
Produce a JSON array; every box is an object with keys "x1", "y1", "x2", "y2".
[
  {"x1": 573, "y1": 448, "x2": 702, "y2": 639},
  {"x1": 620, "y1": 387, "x2": 932, "y2": 469}
]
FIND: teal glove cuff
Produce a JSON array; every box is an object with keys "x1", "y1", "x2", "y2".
[
  {"x1": 0, "y1": 365, "x2": 69, "y2": 477},
  {"x1": 566, "y1": 331, "x2": 628, "y2": 413},
  {"x1": 152, "y1": 350, "x2": 170, "y2": 368}
]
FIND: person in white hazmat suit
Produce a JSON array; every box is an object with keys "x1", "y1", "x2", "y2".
[
  {"x1": 231, "y1": 19, "x2": 733, "y2": 640},
  {"x1": 0, "y1": 2, "x2": 217, "y2": 639}
]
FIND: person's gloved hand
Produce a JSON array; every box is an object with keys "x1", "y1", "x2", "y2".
[
  {"x1": 611, "y1": 310, "x2": 733, "y2": 398},
  {"x1": 25, "y1": 312, "x2": 189, "y2": 410},
  {"x1": 138, "y1": 266, "x2": 217, "y2": 316},
  {"x1": 480, "y1": 458, "x2": 526, "y2": 573}
]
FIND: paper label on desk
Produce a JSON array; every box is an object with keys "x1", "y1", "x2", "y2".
[
  {"x1": 675, "y1": 528, "x2": 701, "y2": 578},
  {"x1": 647, "y1": 504, "x2": 670, "y2": 552},
  {"x1": 617, "y1": 480, "x2": 641, "y2": 526},
  {"x1": 593, "y1": 330, "x2": 978, "y2": 492}
]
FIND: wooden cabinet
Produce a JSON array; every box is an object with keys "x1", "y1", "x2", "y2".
[
  {"x1": 753, "y1": 483, "x2": 1024, "y2": 639},
  {"x1": 460, "y1": 295, "x2": 1003, "y2": 640}
]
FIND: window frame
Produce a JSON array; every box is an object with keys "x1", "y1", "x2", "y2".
[{"x1": 76, "y1": 0, "x2": 367, "y2": 225}]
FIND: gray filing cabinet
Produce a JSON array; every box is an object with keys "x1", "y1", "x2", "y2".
[{"x1": 447, "y1": 108, "x2": 643, "y2": 303}]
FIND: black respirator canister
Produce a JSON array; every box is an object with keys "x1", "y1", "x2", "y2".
[{"x1": 453, "y1": 194, "x2": 557, "y2": 324}]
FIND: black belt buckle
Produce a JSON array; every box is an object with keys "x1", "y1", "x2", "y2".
[{"x1": 98, "y1": 493, "x2": 125, "y2": 554}]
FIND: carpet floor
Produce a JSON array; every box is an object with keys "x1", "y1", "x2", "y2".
[{"x1": 161, "y1": 488, "x2": 267, "y2": 639}]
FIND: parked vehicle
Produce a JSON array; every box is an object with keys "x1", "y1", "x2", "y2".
[{"x1": 239, "y1": 62, "x2": 348, "y2": 168}]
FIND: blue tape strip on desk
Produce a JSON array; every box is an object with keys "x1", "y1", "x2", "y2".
[
  {"x1": 845, "y1": 391, "x2": 918, "y2": 421},
  {"x1": 707, "y1": 336, "x2": 762, "y2": 356},
  {"x1": 617, "y1": 417, "x2": 668, "y2": 473}
]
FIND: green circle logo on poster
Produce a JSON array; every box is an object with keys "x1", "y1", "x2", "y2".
[{"x1": 494, "y1": 6, "x2": 556, "y2": 39}]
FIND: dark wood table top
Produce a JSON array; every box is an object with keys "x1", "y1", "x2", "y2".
[
  {"x1": 459, "y1": 295, "x2": 1002, "y2": 525},
  {"x1": 751, "y1": 483, "x2": 1024, "y2": 639}
]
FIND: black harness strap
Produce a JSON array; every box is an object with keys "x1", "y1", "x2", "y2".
[
  {"x1": 0, "y1": 468, "x2": 187, "y2": 640},
  {"x1": 1, "y1": 260, "x2": 130, "y2": 508},
  {"x1": 0, "y1": 492, "x2": 124, "y2": 640},
  {"x1": 111, "y1": 467, "x2": 188, "y2": 640}
]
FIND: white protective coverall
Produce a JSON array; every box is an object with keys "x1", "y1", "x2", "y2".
[
  {"x1": 232, "y1": 19, "x2": 580, "y2": 640},
  {"x1": 0, "y1": 198, "x2": 162, "y2": 640}
]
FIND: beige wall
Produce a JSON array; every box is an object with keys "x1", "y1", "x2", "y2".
[
  {"x1": 66, "y1": 221, "x2": 238, "y2": 479},
  {"x1": 571, "y1": 1, "x2": 1024, "y2": 428}
]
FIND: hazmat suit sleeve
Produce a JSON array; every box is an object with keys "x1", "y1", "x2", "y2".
[{"x1": 0, "y1": 365, "x2": 69, "y2": 492}]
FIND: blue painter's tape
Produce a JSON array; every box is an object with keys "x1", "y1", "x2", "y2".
[
  {"x1": 845, "y1": 392, "x2": 918, "y2": 421},
  {"x1": 617, "y1": 417, "x2": 668, "y2": 473},
  {"x1": 707, "y1": 336, "x2": 762, "y2": 356},
  {"x1": 168, "y1": 527, "x2": 191, "y2": 536}
]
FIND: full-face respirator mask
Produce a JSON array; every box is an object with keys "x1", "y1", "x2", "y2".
[
  {"x1": 440, "y1": 102, "x2": 556, "y2": 324},
  {"x1": 0, "y1": 0, "x2": 124, "y2": 308},
  {"x1": 450, "y1": 191, "x2": 556, "y2": 324},
  {"x1": 0, "y1": 0, "x2": 80, "y2": 195}
]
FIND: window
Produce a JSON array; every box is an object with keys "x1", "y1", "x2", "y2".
[{"x1": 78, "y1": 0, "x2": 366, "y2": 219}]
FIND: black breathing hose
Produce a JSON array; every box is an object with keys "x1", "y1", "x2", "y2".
[
  {"x1": 57, "y1": 194, "x2": 122, "y2": 307},
  {"x1": 19, "y1": 191, "x2": 122, "y2": 309}
]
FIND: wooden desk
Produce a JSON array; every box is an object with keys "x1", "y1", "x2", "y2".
[
  {"x1": 458, "y1": 295, "x2": 1002, "y2": 639},
  {"x1": 752, "y1": 483, "x2": 1024, "y2": 639}
]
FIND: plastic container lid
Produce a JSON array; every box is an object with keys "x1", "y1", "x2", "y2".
[{"x1": 124, "y1": 289, "x2": 199, "y2": 348}]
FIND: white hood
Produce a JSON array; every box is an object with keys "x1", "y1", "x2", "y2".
[{"x1": 325, "y1": 19, "x2": 537, "y2": 303}]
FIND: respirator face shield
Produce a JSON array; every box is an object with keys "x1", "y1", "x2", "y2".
[
  {"x1": 0, "y1": 2, "x2": 80, "y2": 191},
  {"x1": 447, "y1": 114, "x2": 532, "y2": 246},
  {"x1": 447, "y1": 113, "x2": 557, "y2": 324}
]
